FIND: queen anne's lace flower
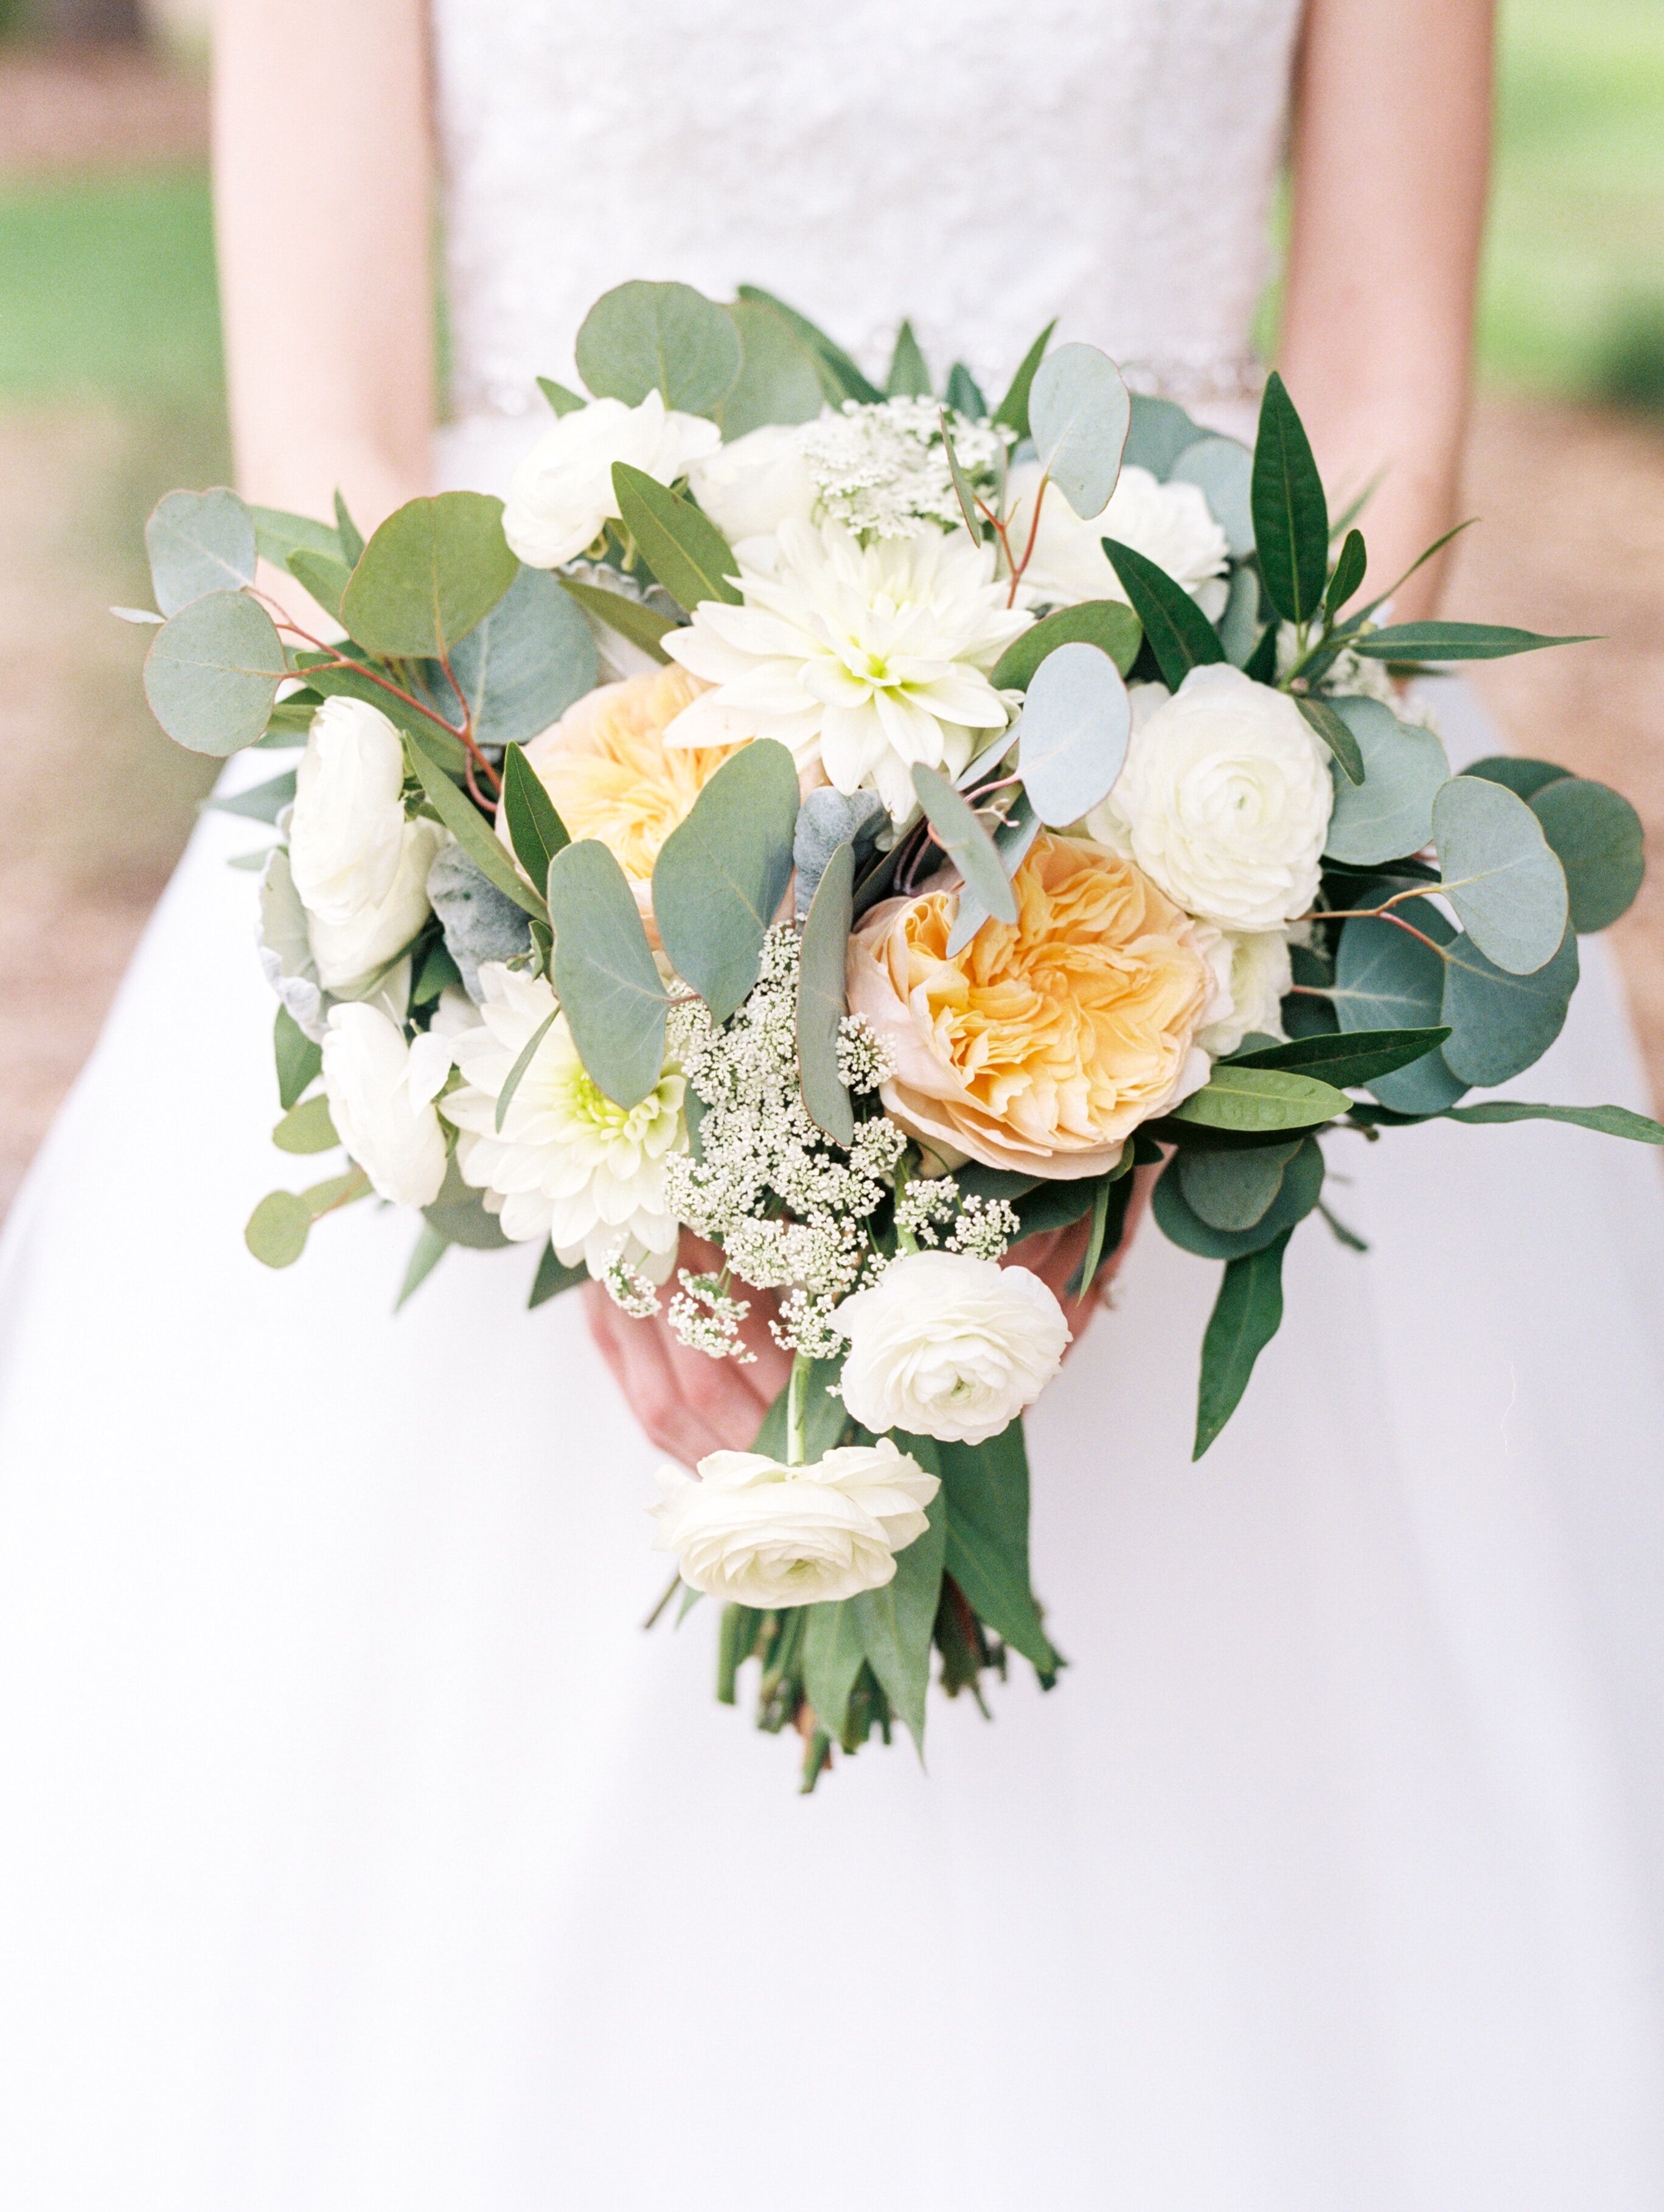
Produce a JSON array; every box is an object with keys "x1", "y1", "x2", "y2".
[
  {"x1": 662, "y1": 519, "x2": 1031, "y2": 821},
  {"x1": 796, "y1": 397, "x2": 1008, "y2": 540},
  {"x1": 441, "y1": 963, "x2": 686, "y2": 1279},
  {"x1": 661, "y1": 929, "x2": 909, "y2": 1358}
]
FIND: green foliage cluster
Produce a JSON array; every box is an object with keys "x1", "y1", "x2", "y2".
[{"x1": 137, "y1": 277, "x2": 1662, "y2": 1781}]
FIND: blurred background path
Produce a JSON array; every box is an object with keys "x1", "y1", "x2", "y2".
[{"x1": 1, "y1": 0, "x2": 1662, "y2": 1212}]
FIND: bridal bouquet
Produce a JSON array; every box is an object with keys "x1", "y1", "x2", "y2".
[{"x1": 130, "y1": 280, "x2": 1658, "y2": 1785}]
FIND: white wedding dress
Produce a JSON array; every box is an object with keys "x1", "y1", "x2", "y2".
[{"x1": 2, "y1": 5, "x2": 1664, "y2": 2207}]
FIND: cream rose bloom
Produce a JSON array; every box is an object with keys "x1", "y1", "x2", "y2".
[
  {"x1": 848, "y1": 833, "x2": 1219, "y2": 1178},
  {"x1": 319, "y1": 1002, "x2": 451, "y2": 1207},
  {"x1": 1196, "y1": 927, "x2": 1294, "y2": 1058},
  {"x1": 1006, "y1": 460, "x2": 1230, "y2": 616},
  {"x1": 649, "y1": 1438, "x2": 939, "y2": 1607},
  {"x1": 685, "y1": 422, "x2": 817, "y2": 547},
  {"x1": 834, "y1": 1250, "x2": 1069, "y2": 1446},
  {"x1": 502, "y1": 391, "x2": 721, "y2": 570},
  {"x1": 287, "y1": 696, "x2": 446, "y2": 991},
  {"x1": 507, "y1": 663, "x2": 743, "y2": 918},
  {"x1": 1086, "y1": 664, "x2": 1332, "y2": 932}
]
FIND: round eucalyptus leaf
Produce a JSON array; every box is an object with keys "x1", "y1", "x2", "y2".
[
  {"x1": 1028, "y1": 343, "x2": 1131, "y2": 520},
  {"x1": 245, "y1": 1190, "x2": 312, "y2": 1269},
  {"x1": 145, "y1": 487, "x2": 259, "y2": 616},
  {"x1": 575, "y1": 281, "x2": 742, "y2": 417},
  {"x1": 546, "y1": 840, "x2": 670, "y2": 1109},
  {"x1": 1331, "y1": 901, "x2": 1467, "y2": 1111},
  {"x1": 1529, "y1": 776, "x2": 1645, "y2": 934},
  {"x1": 1368, "y1": 1047, "x2": 1468, "y2": 1116},
  {"x1": 719, "y1": 299, "x2": 829, "y2": 436},
  {"x1": 1168, "y1": 435, "x2": 1255, "y2": 556},
  {"x1": 1441, "y1": 926, "x2": 1579, "y2": 1086},
  {"x1": 441, "y1": 563, "x2": 597, "y2": 749},
  {"x1": 1122, "y1": 394, "x2": 1203, "y2": 478},
  {"x1": 990, "y1": 599, "x2": 1142, "y2": 689},
  {"x1": 1430, "y1": 775, "x2": 1569, "y2": 975},
  {"x1": 422, "y1": 1154, "x2": 513, "y2": 1250},
  {"x1": 1177, "y1": 1139, "x2": 1300, "y2": 1231},
  {"x1": 341, "y1": 492, "x2": 518, "y2": 660},
  {"x1": 1154, "y1": 1136, "x2": 1324, "y2": 1259},
  {"x1": 1322, "y1": 696, "x2": 1450, "y2": 865},
  {"x1": 142, "y1": 589, "x2": 285, "y2": 755},
  {"x1": 652, "y1": 739, "x2": 799, "y2": 1021},
  {"x1": 1016, "y1": 641, "x2": 1130, "y2": 826},
  {"x1": 1333, "y1": 904, "x2": 1447, "y2": 1030},
  {"x1": 1463, "y1": 755, "x2": 1571, "y2": 802}
]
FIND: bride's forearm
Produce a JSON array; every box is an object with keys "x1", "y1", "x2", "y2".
[
  {"x1": 212, "y1": 0, "x2": 436, "y2": 530},
  {"x1": 1278, "y1": 0, "x2": 1494, "y2": 619}
]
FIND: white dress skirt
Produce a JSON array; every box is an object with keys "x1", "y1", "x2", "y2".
[{"x1": 1, "y1": 4, "x2": 1663, "y2": 2205}]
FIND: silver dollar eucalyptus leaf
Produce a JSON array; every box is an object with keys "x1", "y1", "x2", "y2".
[
  {"x1": 1028, "y1": 342, "x2": 1131, "y2": 520},
  {"x1": 1015, "y1": 640, "x2": 1131, "y2": 828}
]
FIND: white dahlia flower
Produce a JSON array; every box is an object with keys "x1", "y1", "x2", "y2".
[
  {"x1": 649, "y1": 1438, "x2": 939, "y2": 1607},
  {"x1": 1006, "y1": 459, "x2": 1230, "y2": 617},
  {"x1": 440, "y1": 963, "x2": 686, "y2": 1279},
  {"x1": 832, "y1": 1249, "x2": 1070, "y2": 1447},
  {"x1": 1085, "y1": 665, "x2": 1332, "y2": 932},
  {"x1": 503, "y1": 391, "x2": 721, "y2": 570},
  {"x1": 661, "y1": 517, "x2": 1031, "y2": 821},
  {"x1": 319, "y1": 1001, "x2": 451, "y2": 1207},
  {"x1": 287, "y1": 696, "x2": 445, "y2": 991}
]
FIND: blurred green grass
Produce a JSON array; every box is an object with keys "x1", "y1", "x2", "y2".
[
  {"x1": 1484, "y1": 0, "x2": 1664, "y2": 401},
  {"x1": 0, "y1": 169, "x2": 220, "y2": 402}
]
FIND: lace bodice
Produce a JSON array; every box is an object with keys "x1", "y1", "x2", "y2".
[{"x1": 431, "y1": 0, "x2": 1303, "y2": 441}]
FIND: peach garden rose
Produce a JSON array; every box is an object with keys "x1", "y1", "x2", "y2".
[
  {"x1": 506, "y1": 663, "x2": 743, "y2": 915},
  {"x1": 846, "y1": 832, "x2": 1222, "y2": 1179}
]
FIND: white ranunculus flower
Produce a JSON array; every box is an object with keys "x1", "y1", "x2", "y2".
[
  {"x1": 1195, "y1": 927, "x2": 1294, "y2": 1057},
  {"x1": 661, "y1": 517, "x2": 1031, "y2": 821},
  {"x1": 319, "y1": 1001, "x2": 451, "y2": 1207},
  {"x1": 440, "y1": 962, "x2": 686, "y2": 1279},
  {"x1": 286, "y1": 696, "x2": 446, "y2": 991},
  {"x1": 1085, "y1": 664, "x2": 1332, "y2": 932},
  {"x1": 649, "y1": 1438, "x2": 939, "y2": 1607},
  {"x1": 503, "y1": 392, "x2": 722, "y2": 569},
  {"x1": 832, "y1": 1250, "x2": 1070, "y2": 1446},
  {"x1": 1006, "y1": 460, "x2": 1230, "y2": 616},
  {"x1": 685, "y1": 422, "x2": 817, "y2": 548}
]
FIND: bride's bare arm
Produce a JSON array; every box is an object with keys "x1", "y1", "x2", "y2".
[
  {"x1": 1280, "y1": 0, "x2": 1494, "y2": 618},
  {"x1": 213, "y1": 0, "x2": 435, "y2": 528}
]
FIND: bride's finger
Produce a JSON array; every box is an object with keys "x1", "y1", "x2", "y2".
[{"x1": 582, "y1": 1286, "x2": 728, "y2": 1467}]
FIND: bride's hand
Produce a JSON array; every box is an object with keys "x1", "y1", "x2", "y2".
[
  {"x1": 1003, "y1": 1163, "x2": 1157, "y2": 1352},
  {"x1": 582, "y1": 1232, "x2": 794, "y2": 1467},
  {"x1": 588, "y1": 1170, "x2": 1158, "y2": 1464}
]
